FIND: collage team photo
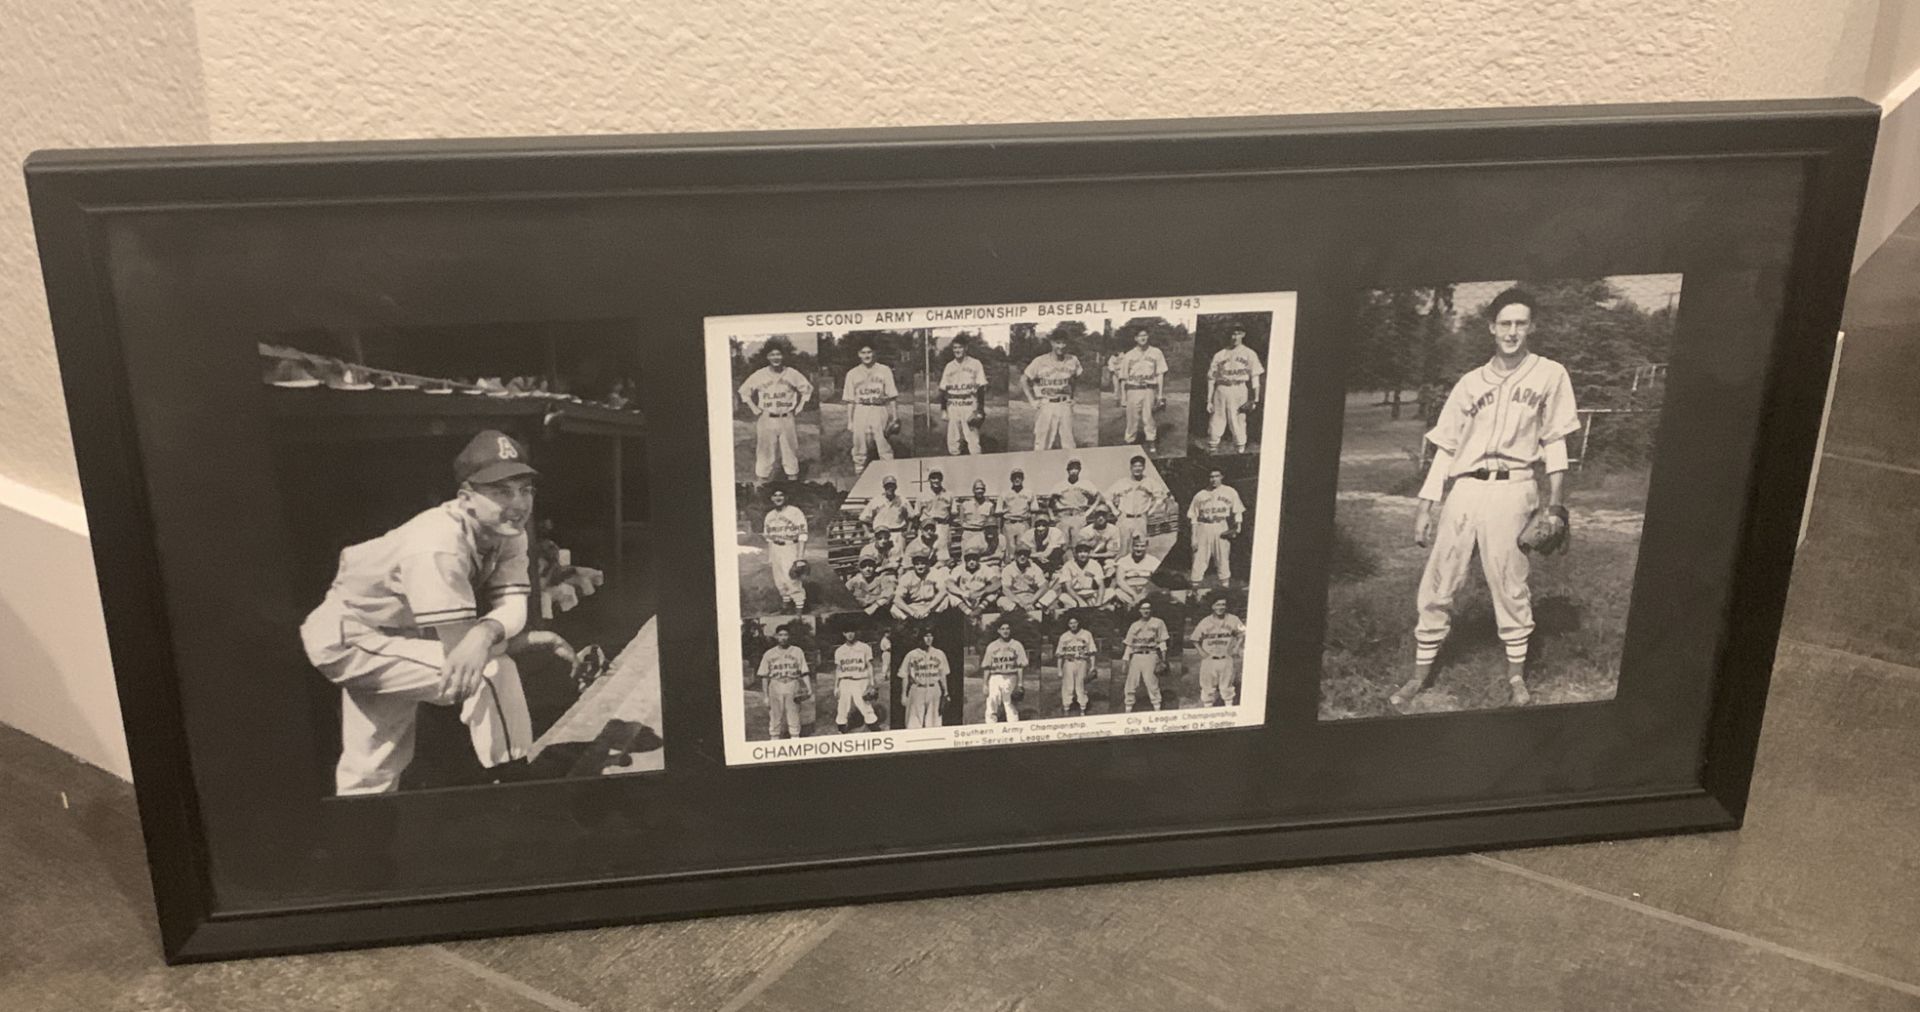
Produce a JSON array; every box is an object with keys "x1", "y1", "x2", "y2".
[{"x1": 709, "y1": 294, "x2": 1296, "y2": 762}]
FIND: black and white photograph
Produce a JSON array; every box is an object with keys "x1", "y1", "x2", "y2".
[
  {"x1": 1160, "y1": 454, "x2": 1260, "y2": 595},
  {"x1": 817, "y1": 329, "x2": 923, "y2": 486},
  {"x1": 267, "y1": 319, "x2": 664, "y2": 793},
  {"x1": 924, "y1": 327, "x2": 1012, "y2": 457},
  {"x1": 1100, "y1": 314, "x2": 1194, "y2": 457},
  {"x1": 1189, "y1": 312, "x2": 1274, "y2": 457},
  {"x1": 1183, "y1": 591, "x2": 1250, "y2": 709},
  {"x1": 735, "y1": 479, "x2": 858, "y2": 616},
  {"x1": 740, "y1": 613, "x2": 820, "y2": 741},
  {"x1": 1009, "y1": 317, "x2": 1105, "y2": 452},
  {"x1": 731, "y1": 332, "x2": 824, "y2": 483},
  {"x1": 1320, "y1": 275, "x2": 1680, "y2": 719},
  {"x1": 709, "y1": 293, "x2": 1295, "y2": 763}
]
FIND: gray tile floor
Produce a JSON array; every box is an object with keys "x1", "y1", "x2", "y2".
[{"x1": 5, "y1": 216, "x2": 1920, "y2": 1010}]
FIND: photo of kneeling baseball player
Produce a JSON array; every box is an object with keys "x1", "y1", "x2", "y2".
[
  {"x1": 275, "y1": 318, "x2": 662, "y2": 793},
  {"x1": 1320, "y1": 275, "x2": 1677, "y2": 719}
]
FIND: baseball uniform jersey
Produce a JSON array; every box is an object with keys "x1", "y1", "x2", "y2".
[
  {"x1": 980, "y1": 637, "x2": 1030, "y2": 723},
  {"x1": 739, "y1": 365, "x2": 814, "y2": 479},
  {"x1": 299, "y1": 500, "x2": 535, "y2": 795},
  {"x1": 1187, "y1": 484, "x2": 1247, "y2": 584},
  {"x1": 762, "y1": 504, "x2": 810, "y2": 609},
  {"x1": 1024, "y1": 353, "x2": 1083, "y2": 450},
  {"x1": 842, "y1": 362, "x2": 899, "y2": 470},
  {"x1": 1416, "y1": 353, "x2": 1580, "y2": 667},
  {"x1": 1112, "y1": 345, "x2": 1169, "y2": 444},
  {"x1": 1191, "y1": 612, "x2": 1246, "y2": 705},
  {"x1": 939, "y1": 356, "x2": 990, "y2": 454},
  {"x1": 1055, "y1": 627, "x2": 1098, "y2": 710},
  {"x1": 898, "y1": 646, "x2": 951, "y2": 728},
  {"x1": 1207, "y1": 344, "x2": 1265, "y2": 450}
]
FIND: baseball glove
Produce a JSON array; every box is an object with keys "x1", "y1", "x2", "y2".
[
  {"x1": 1011, "y1": 686, "x2": 1026, "y2": 704},
  {"x1": 972, "y1": 405, "x2": 986, "y2": 425},
  {"x1": 571, "y1": 643, "x2": 610, "y2": 693},
  {"x1": 789, "y1": 560, "x2": 810, "y2": 578},
  {"x1": 885, "y1": 418, "x2": 902, "y2": 436},
  {"x1": 1218, "y1": 526, "x2": 1239, "y2": 542},
  {"x1": 1517, "y1": 505, "x2": 1571, "y2": 555},
  {"x1": 795, "y1": 679, "x2": 813, "y2": 702},
  {"x1": 862, "y1": 685, "x2": 879, "y2": 703},
  {"x1": 1237, "y1": 400, "x2": 1256, "y2": 415}
]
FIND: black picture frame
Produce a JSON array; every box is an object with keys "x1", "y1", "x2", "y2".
[{"x1": 26, "y1": 99, "x2": 1876, "y2": 962}]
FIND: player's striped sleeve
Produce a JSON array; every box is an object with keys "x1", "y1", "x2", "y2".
[
  {"x1": 397, "y1": 552, "x2": 479, "y2": 627},
  {"x1": 483, "y1": 534, "x2": 534, "y2": 601}
]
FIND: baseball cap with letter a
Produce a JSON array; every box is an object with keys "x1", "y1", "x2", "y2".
[{"x1": 455, "y1": 429, "x2": 540, "y2": 485}]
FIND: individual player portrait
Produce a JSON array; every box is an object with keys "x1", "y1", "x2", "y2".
[
  {"x1": 923, "y1": 327, "x2": 1011, "y2": 456},
  {"x1": 1118, "y1": 597, "x2": 1182, "y2": 712},
  {"x1": 1321, "y1": 275, "x2": 1679, "y2": 719},
  {"x1": 731, "y1": 332, "x2": 823, "y2": 482},
  {"x1": 1159, "y1": 456, "x2": 1259, "y2": 593},
  {"x1": 1045, "y1": 609, "x2": 1109, "y2": 717},
  {"x1": 965, "y1": 617, "x2": 1039, "y2": 723},
  {"x1": 741, "y1": 615, "x2": 819, "y2": 741},
  {"x1": 1186, "y1": 593, "x2": 1248, "y2": 707},
  {"x1": 1100, "y1": 315, "x2": 1193, "y2": 457},
  {"x1": 1190, "y1": 312, "x2": 1272, "y2": 456},
  {"x1": 1009, "y1": 319, "x2": 1102, "y2": 451},
  {"x1": 738, "y1": 482, "x2": 854, "y2": 616},
  {"x1": 818, "y1": 329, "x2": 922, "y2": 484},
  {"x1": 273, "y1": 319, "x2": 662, "y2": 791},
  {"x1": 820, "y1": 611, "x2": 890, "y2": 734}
]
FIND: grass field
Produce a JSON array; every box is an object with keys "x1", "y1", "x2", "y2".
[{"x1": 1321, "y1": 393, "x2": 1646, "y2": 720}]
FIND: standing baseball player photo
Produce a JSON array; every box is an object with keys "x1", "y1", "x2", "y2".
[
  {"x1": 741, "y1": 615, "x2": 819, "y2": 741},
  {"x1": 1189, "y1": 313, "x2": 1272, "y2": 456},
  {"x1": 1045, "y1": 609, "x2": 1109, "y2": 717},
  {"x1": 1100, "y1": 316, "x2": 1193, "y2": 457},
  {"x1": 966, "y1": 617, "x2": 1037, "y2": 723},
  {"x1": 818, "y1": 329, "x2": 922, "y2": 484},
  {"x1": 922, "y1": 328, "x2": 1011, "y2": 457},
  {"x1": 731, "y1": 333, "x2": 823, "y2": 483},
  {"x1": 272, "y1": 319, "x2": 664, "y2": 792},
  {"x1": 1320, "y1": 276, "x2": 1679, "y2": 719},
  {"x1": 1009, "y1": 319, "x2": 1103, "y2": 451},
  {"x1": 1187, "y1": 592, "x2": 1248, "y2": 707},
  {"x1": 736, "y1": 483, "x2": 857, "y2": 617}
]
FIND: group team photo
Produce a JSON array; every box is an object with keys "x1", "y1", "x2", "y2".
[{"x1": 711, "y1": 297, "x2": 1294, "y2": 751}]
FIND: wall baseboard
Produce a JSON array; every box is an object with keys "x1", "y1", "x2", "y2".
[
  {"x1": 0, "y1": 476, "x2": 130, "y2": 781},
  {"x1": 1856, "y1": 63, "x2": 1920, "y2": 270}
]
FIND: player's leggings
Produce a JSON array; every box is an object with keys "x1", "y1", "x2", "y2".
[
  {"x1": 905, "y1": 683, "x2": 944, "y2": 728},
  {"x1": 1190, "y1": 520, "x2": 1232, "y2": 583},
  {"x1": 755, "y1": 413, "x2": 801, "y2": 479},
  {"x1": 1033, "y1": 398, "x2": 1076, "y2": 450},
  {"x1": 946, "y1": 401, "x2": 982, "y2": 454},
  {"x1": 984, "y1": 673, "x2": 1022, "y2": 722},
  {"x1": 1059, "y1": 660, "x2": 1091, "y2": 709},
  {"x1": 1415, "y1": 477, "x2": 1536, "y2": 666},
  {"x1": 849, "y1": 403, "x2": 893, "y2": 470},
  {"x1": 768, "y1": 540, "x2": 806, "y2": 608},
  {"x1": 834, "y1": 677, "x2": 879, "y2": 727},
  {"x1": 766, "y1": 677, "x2": 804, "y2": 738},
  {"x1": 1124, "y1": 654, "x2": 1163, "y2": 709},
  {"x1": 1208, "y1": 382, "x2": 1251, "y2": 449},
  {"x1": 318, "y1": 642, "x2": 530, "y2": 795},
  {"x1": 1122, "y1": 386, "x2": 1158, "y2": 443},
  {"x1": 1198, "y1": 655, "x2": 1237, "y2": 705}
]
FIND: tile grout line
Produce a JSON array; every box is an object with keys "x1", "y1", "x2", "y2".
[
  {"x1": 1467, "y1": 855, "x2": 1920, "y2": 999},
  {"x1": 1822, "y1": 451, "x2": 1920, "y2": 478},
  {"x1": 715, "y1": 906, "x2": 854, "y2": 1012},
  {"x1": 1780, "y1": 636, "x2": 1920, "y2": 683},
  {"x1": 425, "y1": 944, "x2": 596, "y2": 1012}
]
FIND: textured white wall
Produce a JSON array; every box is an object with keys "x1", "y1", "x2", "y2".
[
  {"x1": 193, "y1": 0, "x2": 1883, "y2": 143},
  {"x1": 1, "y1": 0, "x2": 208, "y2": 502},
  {"x1": 5, "y1": 0, "x2": 1920, "y2": 776}
]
